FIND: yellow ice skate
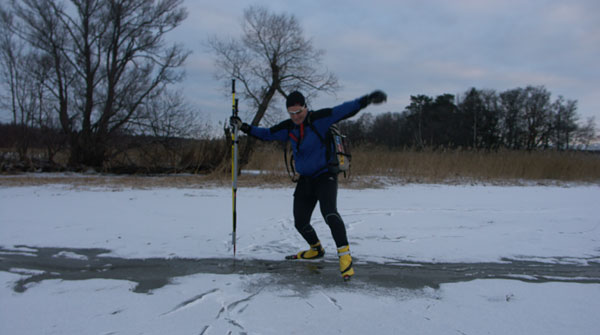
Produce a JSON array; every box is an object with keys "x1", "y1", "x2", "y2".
[
  {"x1": 285, "y1": 241, "x2": 325, "y2": 260},
  {"x1": 338, "y1": 245, "x2": 354, "y2": 281}
]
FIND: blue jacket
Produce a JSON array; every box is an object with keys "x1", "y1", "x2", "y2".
[{"x1": 249, "y1": 97, "x2": 365, "y2": 177}]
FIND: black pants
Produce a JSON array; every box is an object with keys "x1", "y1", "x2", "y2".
[{"x1": 293, "y1": 172, "x2": 349, "y2": 248}]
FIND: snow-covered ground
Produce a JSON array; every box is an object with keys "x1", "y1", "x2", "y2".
[{"x1": 1, "y1": 180, "x2": 599, "y2": 334}]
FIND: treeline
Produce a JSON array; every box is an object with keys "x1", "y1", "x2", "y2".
[
  {"x1": 0, "y1": 122, "x2": 228, "y2": 173},
  {"x1": 340, "y1": 86, "x2": 596, "y2": 151},
  {"x1": 1, "y1": 2, "x2": 597, "y2": 174},
  {"x1": 0, "y1": 1, "x2": 192, "y2": 169},
  {"x1": 1, "y1": 85, "x2": 598, "y2": 173}
]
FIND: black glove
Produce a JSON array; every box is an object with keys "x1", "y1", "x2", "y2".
[
  {"x1": 368, "y1": 90, "x2": 387, "y2": 104},
  {"x1": 359, "y1": 90, "x2": 387, "y2": 108},
  {"x1": 229, "y1": 116, "x2": 250, "y2": 133},
  {"x1": 230, "y1": 116, "x2": 242, "y2": 128}
]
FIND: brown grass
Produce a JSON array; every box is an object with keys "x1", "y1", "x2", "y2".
[
  {"x1": 245, "y1": 146, "x2": 600, "y2": 185},
  {"x1": 351, "y1": 147, "x2": 600, "y2": 183},
  {"x1": 2, "y1": 146, "x2": 599, "y2": 188}
]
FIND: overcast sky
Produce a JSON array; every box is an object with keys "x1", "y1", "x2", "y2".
[
  {"x1": 2, "y1": 0, "x2": 598, "y2": 131},
  {"x1": 169, "y1": 0, "x2": 599, "y2": 129}
]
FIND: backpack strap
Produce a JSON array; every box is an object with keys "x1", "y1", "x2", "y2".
[
  {"x1": 307, "y1": 121, "x2": 325, "y2": 145},
  {"x1": 305, "y1": 111, "x2": 328, "y2": 144},
  {"x1": 281, "y1": 122, "x2": 299, "y2": 182},
  {"x1": 283, "y1": 141, "x2": 298, "y2": 182},
  {"x1": 307, "y1": 121, "x2": 333, "y2": 164},
  {"x1": 288, "y1": 123, "x2": 305, "y2": 149}
]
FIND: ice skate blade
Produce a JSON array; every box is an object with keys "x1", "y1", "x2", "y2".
[{"x1": 285, "y1": 254, "x2": 324, "y2": 261}]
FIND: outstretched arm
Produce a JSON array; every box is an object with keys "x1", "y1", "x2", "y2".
[
  {"x1": 332, "y1": 90, "x2": 388, "y2": 122},
  {"x1": 230, "y1": 116, "x2": 289, "y2": 142}
]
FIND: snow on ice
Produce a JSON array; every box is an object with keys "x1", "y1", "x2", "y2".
[{"x1": 1, "y1": 180, "x2": 599, "y2": 334}]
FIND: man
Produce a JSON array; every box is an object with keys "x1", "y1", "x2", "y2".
[{"x1": 230, "y1": 90, "x2": 387, "y2": 280}]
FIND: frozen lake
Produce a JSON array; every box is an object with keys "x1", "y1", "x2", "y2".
[{"x1": 1, "y1": 181, "x2": 599, "y2": 334}]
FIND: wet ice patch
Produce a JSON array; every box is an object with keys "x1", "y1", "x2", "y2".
[
  {"x1": 0, "y1": 246, "x2": 37, "y2": 257},
  {"x1": 52, "y1": 251, "x2": 89, "y2": 261},
  {"x1": 511, "y1": 255, "x2": 600, "y2": 266},
  {"x1": 8, "y1": 268, "x2": 46, "y2": 276}
]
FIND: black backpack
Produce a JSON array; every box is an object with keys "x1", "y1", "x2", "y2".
[{"x1": 284, "y1": 123, "x2": 351, "y2": 182}]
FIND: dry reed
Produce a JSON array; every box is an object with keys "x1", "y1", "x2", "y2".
[
  {"x1": 246, "y1": 145, "x2": 600, "y2": 185},
  {"x1": 2, "y1": 146, "x2": 598, "y2": 188}
]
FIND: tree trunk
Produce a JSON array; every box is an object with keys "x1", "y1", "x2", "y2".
[
  {"x1": 238, "y1": 80, "x2": 279, "y2": 170},
  {"x1": 68, "y1": 132, "x2": 106, "y2": 169}
]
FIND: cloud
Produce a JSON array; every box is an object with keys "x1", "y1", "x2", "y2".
[{"x1": 4, "y1": 0, "x2": 597, "y2": 126}]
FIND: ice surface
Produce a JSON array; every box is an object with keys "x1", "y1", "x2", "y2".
[{"x1": 1, "y1": 182, "x2": 599, "y2": 334}]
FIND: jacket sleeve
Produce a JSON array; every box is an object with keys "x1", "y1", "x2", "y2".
[
  {"x1": 330, "y1": 96, "x2": 368, "y2": 123},
  {"x1": 248, "y1": 120, "x2": 292, "y2": 142},
  {"x1": 307, "y1": 96, "x2": 369, "y2": 135}
]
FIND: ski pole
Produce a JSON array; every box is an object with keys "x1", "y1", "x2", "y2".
[{"x1": 231, "y1": 79, "x2": 239, "y2": 256}]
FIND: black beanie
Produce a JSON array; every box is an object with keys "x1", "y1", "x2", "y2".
[{"x1": 286, "y1": 91, "x2": 306, "y2": 108}]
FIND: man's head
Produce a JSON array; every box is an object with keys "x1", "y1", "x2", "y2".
[{"x1": 286, "y1": 91, "x2": 307, "y2": 125}]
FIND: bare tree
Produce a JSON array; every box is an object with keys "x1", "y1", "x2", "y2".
[
  {"x1": 131, "y1": 89, "x2": 201, "y2": 139},
  {"x1": 404, "y1": 95, "x2": 432, "y2": 149},
  {"x1": 7, "y1": 0, "x2": 190, "y2": 168},
  {"x1": 551, "y1": 96, "x2": 578, "y2": 150},
  {"x1": 0, "y1": 7, "x2": 20, "y2": 125},
  {"x1": 573, "y1": 117, "x2": 597, "y2": 150},
  {"x1": 207, "y1": 5, "x2": 339, "y2": 166},
  {"x1": 0, "y1": 7, "x2": 48, "y2": 163},
  {"x1": 523, "y1": 85, "x2": 552, "y2": 150},
  {"x1": 499, "y1": 88, "x2": 527, "y2": 149}
]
